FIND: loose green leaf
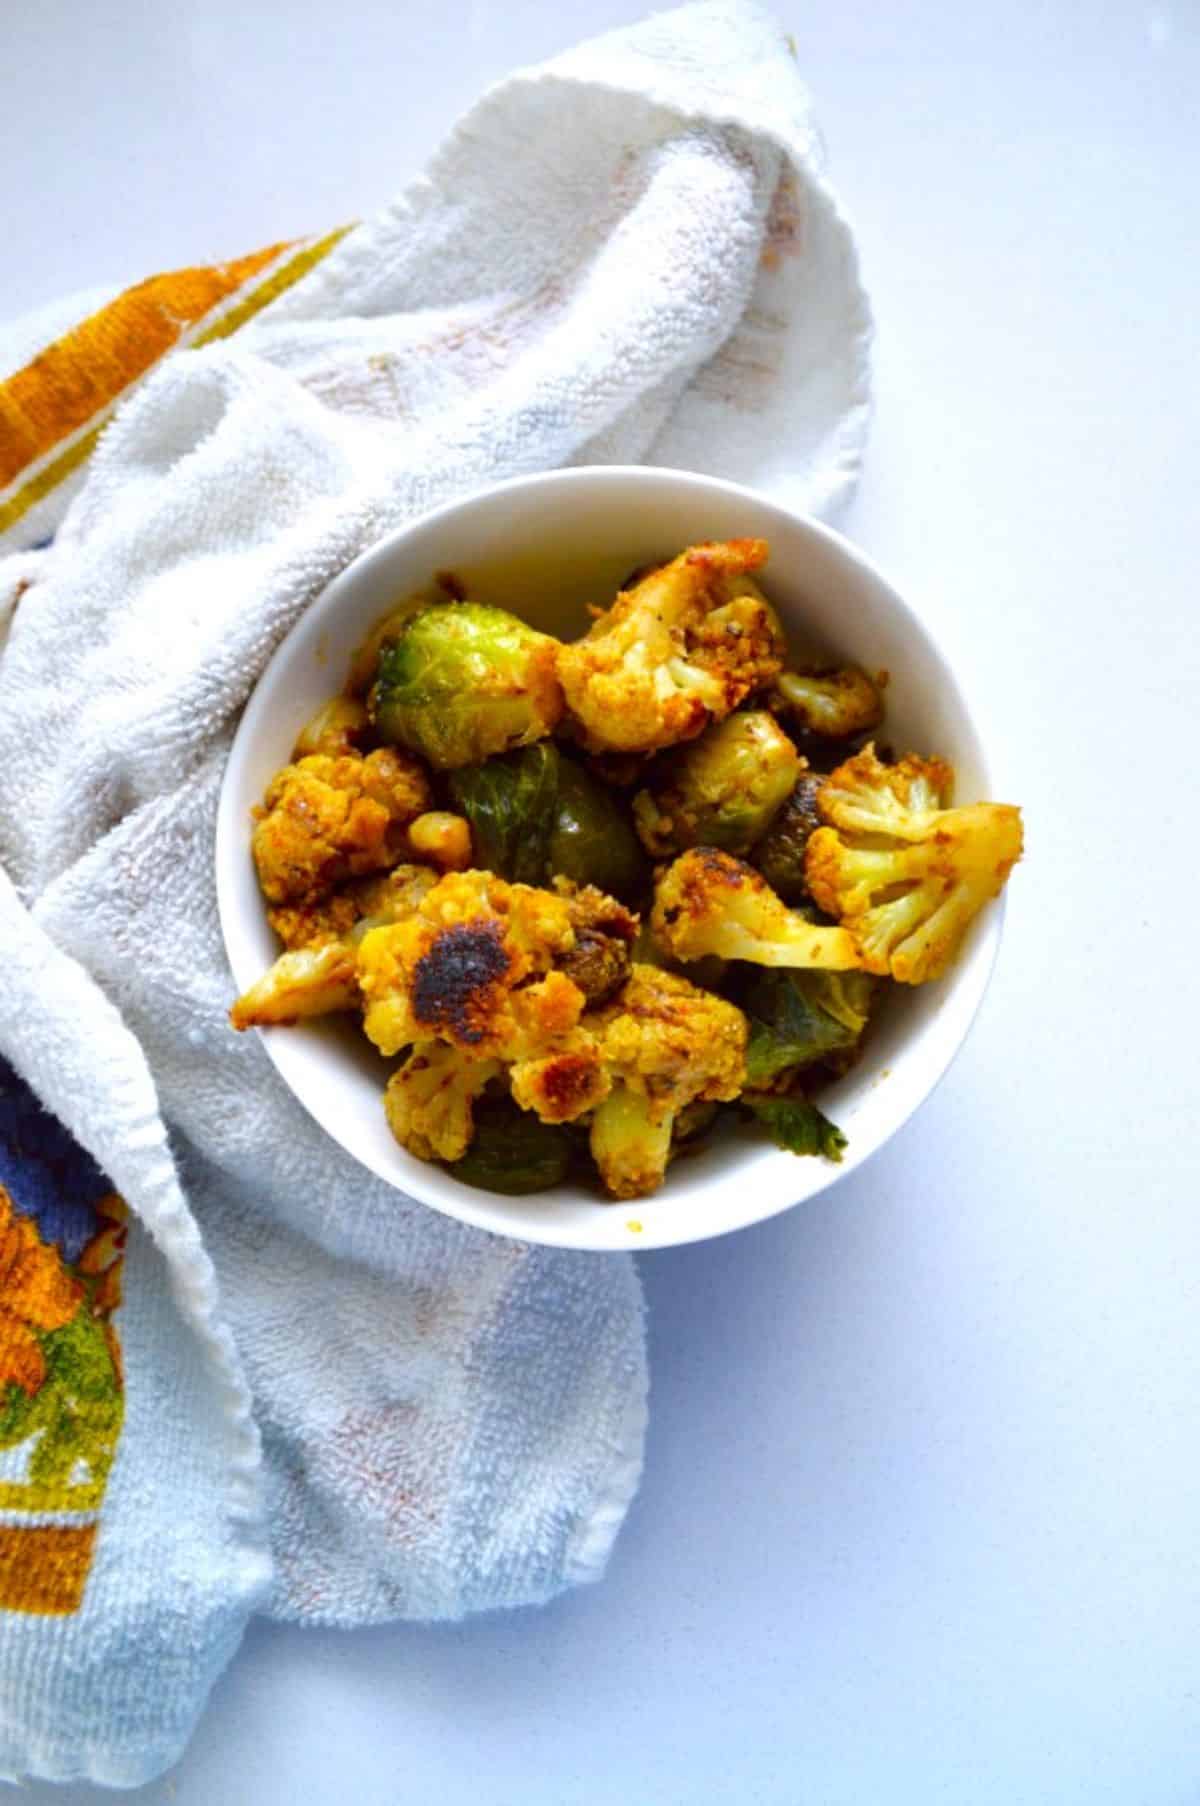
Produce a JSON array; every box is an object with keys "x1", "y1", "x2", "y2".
[
  {"x1": 743, "y1": 1092, "x2": 848, "y2": 1162},
  {"x1": 451, "y1": 1098, "x2": 574, "y2": 1195},
  {"x1": 739, "y1": 968, "x2": 875, "y2": 1087}
]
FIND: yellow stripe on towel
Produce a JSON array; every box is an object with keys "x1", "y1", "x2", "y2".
[{"x1": 0, "y1": 224, "x2": 351, "y2": 541}]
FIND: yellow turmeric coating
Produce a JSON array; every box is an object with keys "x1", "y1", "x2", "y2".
[
  {"x1": 251, "y1": 748, "x2": 430, "y2": 905},
  {"x1": 557, "y1": 539, "x2": 785, "y2": 755}
]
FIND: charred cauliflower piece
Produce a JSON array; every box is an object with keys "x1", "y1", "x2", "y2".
[
  {"x1": 586, "y1": 965, "x2": 747, "y2": 1200},
  {"x1": 504, "y1": 884, "x2": 641, "y2": 1121},
  {"x1": 651, "y1": 848, "x2": 862, "y2": 971},
  {"x1": 384, "y1": 1044, "x2": 502, "y2": 1162},
  {"x1": 558, "y1": 539, "x2": 785, "y2": 755},
  {"x1": 356, "y1": 870, "x2": 586, "y2": 1060},
  {"x1": 804, "y1": 744, "x2": 1023, "y2": 983},
  {"x1": 251, "y1": 748, "x2": 431, "y2": 906}
]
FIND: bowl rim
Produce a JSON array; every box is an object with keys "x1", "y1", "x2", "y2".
[{"x1": 216, "y1": 464, "x2": 1004, "y2": 1251}]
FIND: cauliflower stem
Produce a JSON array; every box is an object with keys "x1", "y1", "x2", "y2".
[{"x1": 590, "y1": 1086, "x2": 674, "y2": 1202}]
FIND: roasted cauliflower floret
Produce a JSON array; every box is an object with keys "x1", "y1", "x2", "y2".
[
  {"x1": 585, "y1": 965, "x2": 747, "y2": 1199},
  {"x1": 266, "y1": 864, "x2": 438, "y2": 951},
  {"x1": 813, "y1": 742, "x2": 951, "y2": 835},
  {"x1": 650, "y1": 848, "x2": 862, "y2": 971},
  {"x1": 356, "y1": 870, "x2": 585, "y2": 1060},
  {"x1": 804, "y1": 744, "x2": 1023, "y2": 983},
  {"x1": 251, "y1": 748, "x2": 431, "y2": 905},
  {"x1": 228, "y1": 942, "x2": 360, "y2": 1030},
  {"x1": 232, "y1": 865, "x2": 439, "y2": 1029},
  {"x1": 558, "y1": 539, "x2": 785, "y2": 755},
  {"x1": 504, "y1": 888, "x2": 638, "y2": 1122},
  {"x1": 774, "y1": 666, "x2": 883, "y2": 739},
  {"x1": 384, "y1": 1044, "x2": 502, "y2": 1162}
]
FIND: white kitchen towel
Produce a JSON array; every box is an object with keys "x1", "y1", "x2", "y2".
[{"x1": 0, "y1": 0, "x2": 870, "y2": 1785}]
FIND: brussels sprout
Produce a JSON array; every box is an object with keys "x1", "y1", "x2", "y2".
[
  {"x1": 546, "y1": 755, "x2": 648, "y2": 900},
  {"x1": 557, "y1": 927, "x2": 631, "y2": 1008},
  {"x1": 556, "y1": 886, "x2": 637, "y2": 1006},
  {"x1": 449, "y1": 744, "x2": 649, "y2": 900},
  {"x1": 632, "y1": 711, "x2": 801, "y2": 858},
  {"x1": 448, "y1": 743, "x2": 560, "y2": 884},
  {"x1": 346, "y1": 598, "x2": 430, "y2": 697},
  {"x1": 737, "y1": 967, "x2": 877, "y2": 1089},
  {"x1": 369, "y1": 602, "x2": 564, "y2": 770},
  {"x1": 451, "y1": 1097, "x2": 574, "y2": 1194},
  {"x1": 749, "y1": 772, "x2": 823, "y2": 902}
]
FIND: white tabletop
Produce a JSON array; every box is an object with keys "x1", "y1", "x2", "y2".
[{"x1": 6, "y1": 2, "x2": 1199, "y2": 1801}]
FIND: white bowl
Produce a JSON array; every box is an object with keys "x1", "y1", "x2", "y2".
[{"x1": 217, "y1": 467, "x2": 1003, "y2": 1252}]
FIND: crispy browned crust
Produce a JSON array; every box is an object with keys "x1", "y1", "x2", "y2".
[
  {"x1": 410, "y1": 919, "x2": 512, "y2": 1046},
  {"x1": 651, "y1": 845, "x2": 750, "y2": 940},
  {"x1": 357, "y1": 870, "x2": 587, "y2": 1060},
  {"x1": 510, "y1": 1049, "x2": 611, "y2": 1123}
]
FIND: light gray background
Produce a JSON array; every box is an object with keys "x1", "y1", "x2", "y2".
[{"x1": 3, "y1": 2, "x2": 1199, "y2": 1801}]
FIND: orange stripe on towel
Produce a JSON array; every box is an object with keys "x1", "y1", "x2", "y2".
[
  {"x1": 0, "y1": 1523, "x2": 98, "y2": 1616},
  {"x1": 0, "y1": 241, "x2": 291, "y2": 489},
  {"x1": 0, "y1": 225, "x2": 351, "y2": 542}
]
